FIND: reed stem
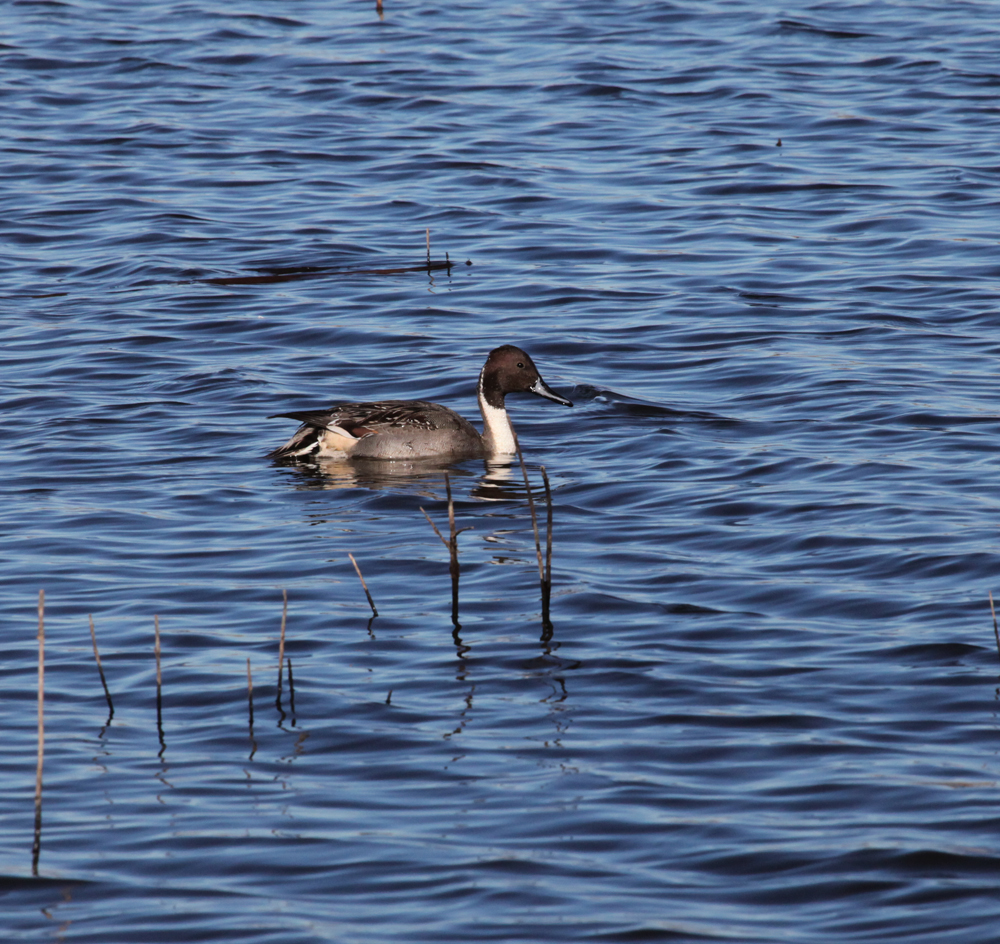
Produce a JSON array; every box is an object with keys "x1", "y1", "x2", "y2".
[
  {"x1": 515, "y1": 443, "x2": 556, "y2": 632},
  {"x1": 247, "y1": 657, "x2": 254, "y2": 730},
  {"x1": 276, "y1": 589, "x2": 288, "y2": 705},
  {"x1": 515, "y1": 440, "x2": 545, "y2": 583},
  {"x1": 446, "y1": 474, "x2": 459, "y2": 625},
  {"x1": 155, "y1": 615, "x2": 164, "y2": 755},
  {"x1": 420, "y1": 473, "x2": 464, "y2": 626},
  {"x1": 349, "y1": 553, "x2": 378, "y2": 616},
  {"x1": 540, "y1": 465, "x2": 553, "y2": 627},
  {"x1": 32, "y1": 590, "x2": 45, "y2": 876},
  {"x1": 990, "y1": 592, "x2": 1000, "y2": 666},
  {"x1": 89, "y1": 614, "x2": 114, "y2": 716}
]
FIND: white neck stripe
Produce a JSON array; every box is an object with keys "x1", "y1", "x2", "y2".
[{"x1": 478, "y1": 389, "x2": 517, "y2": 455}]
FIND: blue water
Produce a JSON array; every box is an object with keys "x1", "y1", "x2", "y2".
[{"x1": 4, "y1": 1, "x2": 1000, "y2": 941}]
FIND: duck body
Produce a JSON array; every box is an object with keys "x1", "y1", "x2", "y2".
[
  {"x1": 270, "y1": 399, "x2": 486, "y2": 460},
  {"x1": 268, "y1": 345, "x2": 572, "y2": 461}
]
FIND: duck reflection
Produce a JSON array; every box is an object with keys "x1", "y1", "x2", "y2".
[
  {"x1": 272, "y1": 453, "x2": 530, "y2": 503},
  {"x1": 272, "y1": 455, "x2": 562, "y2": 639},
  {"x1": 272, "y1": 453, "x2": 475, "y2": 494},
  {"x1": 271, "y1": 453, "x2": 573, "y2": 724}
]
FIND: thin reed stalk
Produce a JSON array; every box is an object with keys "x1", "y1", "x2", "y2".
[
  {"x1": 32, "y1": 590, "x2": 45, "y2": 876},
  {"x1": 154, "y1": 615, "x2": 164, "y2": 755},
  {"x1": 154, "y1": 615, "x2": 161, "y2": 699},
  {"x1": 247, "y1": 657, "x2": 257, "y2": 760},
  {"x1": 420, "y1": 473, "x2": 465, "y2": 626},
  {"x1": 445, "y1": 475, "x2": 460, "y2": 624},
  {"x1": 246, "y1": 657, "x2": 254, "y2": 730},
  {"x1": 348, "y1": 553, "x2": 378, "y2": 616},
  {"x1": 515, "y1": 443, "x2": 556, "y2": 631},
  {"x1": 515, "y1": 441, "x2": 545, "y2": 584},
  {"x1": 990, "y1": 592, "x2": 1000, "y2": 666},
  {"x1": 276, "y1": 589, "x2": 288, "y2": 707},
  {"x1": 540, "y1": 465, "x2": 553, "y2": 627},
  {"x1": 88, "y1": 614, "x2": 114, "y2": 717}
]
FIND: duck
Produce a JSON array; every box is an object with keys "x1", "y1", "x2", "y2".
[{"x1": 268, "y1": 344, "x2": 573, "y2": 461}]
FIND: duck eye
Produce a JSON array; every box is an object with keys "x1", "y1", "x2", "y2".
[{"x1": 517, "y1": 362, "x2": 524, "y2": 369}]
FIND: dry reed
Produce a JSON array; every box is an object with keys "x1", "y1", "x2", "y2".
[
  {"x1": 276, "y1": 589, "x2": 288, "y2": 707},
  {"x1": 515, "y1": 442, "x2": 555, "y2": 627},
  {"x1": 420, "y1": 473, "x2": 464, "y2": 625},
  {"x1": 990, "y1": 592, "x2": 1000, "y2": 665},
  {"x1": 89, "y1": 614, "x2": 114, "y2": 717},
  {"x1": 154, "y1": 615, "x2": 165, "y2": 756},
  {"x1": 349, "y1": 553, "x2": 378, "y2": 616},
  {"x1": 32, "y1": 590, "x2": 45, "y2": 876},
  {"x1": 540, "y1": 466, "x2": 554, "y2": 629},
  {"x1": 246, "y1": 657, "x2": 254, "y2": 730}
]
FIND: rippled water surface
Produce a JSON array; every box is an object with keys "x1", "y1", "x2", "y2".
[{"x1": 4, "y1": 1, "x2": 1000, "y2": 941}]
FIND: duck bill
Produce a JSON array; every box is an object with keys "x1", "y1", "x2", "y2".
[{"x1": 529, "y1": 377, "x2": 573, "y2": 407}]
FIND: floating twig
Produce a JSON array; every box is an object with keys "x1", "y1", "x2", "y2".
[
  {"x1": 386, "y1": 689, "x2": 392, "y2": 705},
  {"x1": 88, "y1": 614, "x2": 114, "y2": 718},
  {"x1": 287, "y1": 657, "x2": 296, "y2": 719},
  {"x1": 426, "y1": 227, "x2": 431, "y2": 270},
  {"x1": 198, "y1": 259, "x2": 455, "y2": 286},
  {"x1": 32, "y1": 590, "x2": 45, "y2": 876},
  {"x1": 990, "y1": 592, "x2": 1000, "y2": 666},
  {"x1": 348, "y1": 553, "x2": 378, "y2": 617}
]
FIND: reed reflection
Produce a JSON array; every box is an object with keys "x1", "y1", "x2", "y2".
[{"x1": 273, "y1": 455, "x2": 564, "y2": 634}]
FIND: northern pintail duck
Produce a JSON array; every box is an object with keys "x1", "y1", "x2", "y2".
[{"x1": 268, "y1": 344, "x2": 572, "y2": 461}]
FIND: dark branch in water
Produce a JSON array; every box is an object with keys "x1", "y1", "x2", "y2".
[{"x1": 198, "y1": 259, "x2": 457, "y2": 286}]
